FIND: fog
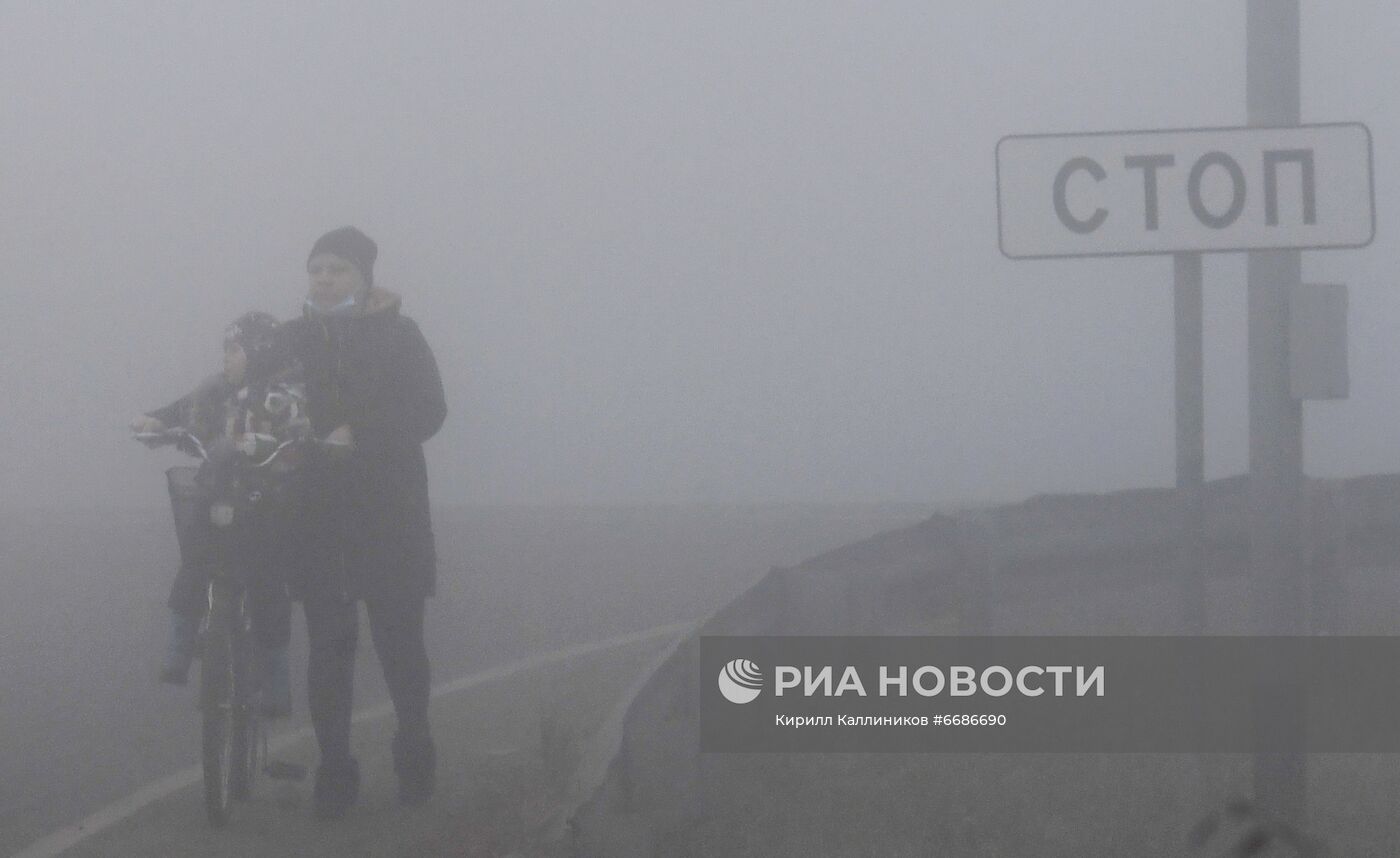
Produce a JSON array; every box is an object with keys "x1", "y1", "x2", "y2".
[
  {"x1": 0, "y1": 1, "x2": 1391, "y2": 510},
  {"x1": 7, "y1": 2, "x2": 1400, "y2": 854}
]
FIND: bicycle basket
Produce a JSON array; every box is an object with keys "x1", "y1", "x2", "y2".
[{"x1": 166, "y1": 465, "x2": 212, "y2": 562}]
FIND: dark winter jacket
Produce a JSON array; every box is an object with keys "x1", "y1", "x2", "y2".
[{"x1": 283, "y1": 287, "x2": 447, "y2": 601}]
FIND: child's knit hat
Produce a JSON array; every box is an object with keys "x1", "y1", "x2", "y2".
[{"x1": 224, "y1": 311, "x2": 287, "y2": 381}]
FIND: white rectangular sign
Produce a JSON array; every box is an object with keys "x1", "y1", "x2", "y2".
[{"x1": 996, "y1": 123, "x2": 1374, "y2": 259}]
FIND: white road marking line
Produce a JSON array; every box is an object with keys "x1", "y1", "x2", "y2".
[{"x1": 10, "y1": 621, "x2": 693, "y2": 858}]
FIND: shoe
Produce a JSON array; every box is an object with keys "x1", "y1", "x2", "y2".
[
  {"x1": 159, "y1": 612, "x2": 198, "y2": 686},
  {"x1": 257, "y1": 644, "x2": 292, "y2": 718},
  {"x1": 313, "y1": 757, "x2": 359, "y2": 820},
  {"x1": 392, "y1": 729, "x2": 436, "y2": 806}
]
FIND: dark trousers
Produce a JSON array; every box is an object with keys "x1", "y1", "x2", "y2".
[{"x1": 303, "y1": 583, "x2": 432, "y2": 766}]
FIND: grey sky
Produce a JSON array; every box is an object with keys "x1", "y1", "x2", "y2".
[{"x1": 1, "y1": 2, "x2": 1395, "y2": 508}]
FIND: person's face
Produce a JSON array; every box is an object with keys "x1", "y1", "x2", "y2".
[
  {"x1": 307, "y1": 252, "x2": 366, "y2": 309},
  {"x1": 224, "y1": 340, "x2": 247, "y2": 386}
]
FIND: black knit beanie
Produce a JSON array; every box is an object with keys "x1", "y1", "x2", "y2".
[{"x1": 307, "y1": 226, "x2": 377, "y2": 287}]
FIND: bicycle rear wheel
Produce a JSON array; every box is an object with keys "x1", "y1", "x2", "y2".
[{"x1": 201, "y1": 581, "x2": 236, "y2": 827}]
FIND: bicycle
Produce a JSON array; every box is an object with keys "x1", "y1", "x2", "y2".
[{"x1": 137, "y1": 427, "x2": 311, "y2": 826}]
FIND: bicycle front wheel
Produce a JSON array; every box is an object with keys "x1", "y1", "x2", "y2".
[
  {"x1": 230, "y1": 625, "x2": 261, "y2": 801},
  {"x1": 201, "y1": 581, "x2": 236, "y2": 827}
]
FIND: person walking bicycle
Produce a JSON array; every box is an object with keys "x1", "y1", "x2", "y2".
[{"x1": 283, "y1": 226, "x2": 447, "y2": 819}]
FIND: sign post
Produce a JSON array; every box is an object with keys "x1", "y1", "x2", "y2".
[
  {"x1": 1175, "y1": 251, "x2": 1205, "y2": 635},
  {"x1": 996, "y1": 6, "x2": 1375, "y2": 821},
  {"x1": 996, "y1": 117, "x2": 1372, "y2": 630},
  {"x1": 1246, "y1": 0, "x2": 1305, "y2": 822}
]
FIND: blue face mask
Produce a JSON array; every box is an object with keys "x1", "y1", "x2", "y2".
[{"x1": 305, "y1": 293, "x2": 359, "y2": 317}]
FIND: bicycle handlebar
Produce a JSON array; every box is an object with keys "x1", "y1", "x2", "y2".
[
  {"x1": 133, "y1": 427, "x2": 208, "y2": 461},
  {"x1": 134, "y1": 427, "x2": 348, "y2": 469}
]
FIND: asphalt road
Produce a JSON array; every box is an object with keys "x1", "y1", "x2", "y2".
[
  {"x1": 0, "y1": 502, "x2": 930, "y2": 856},
  {"x1": 35, "y1": 627, "x2": 679, "y2": 858}
]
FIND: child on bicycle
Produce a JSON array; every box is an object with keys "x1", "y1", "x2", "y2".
[{"x1": 131, "y1": 311, "x2": 307, "y2": 716}]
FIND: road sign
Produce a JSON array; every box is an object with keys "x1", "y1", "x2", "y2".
[
  {"x1": 996, "y1": 123, "x2": 1373, "y2": 259},
  {"x1": 1289, "y1": 283, "x2": 1348, "y2": 400}
]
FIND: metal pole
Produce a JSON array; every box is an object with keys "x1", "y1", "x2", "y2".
[
  {"x1": 1175, "y1": 252, "x2": 1206, "y2": 634},
  {"x1": 1247, "y1": 0, "x2": 1307, "y2": 823}
]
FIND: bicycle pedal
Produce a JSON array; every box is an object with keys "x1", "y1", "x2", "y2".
[{"x1": 264, "y1": 760, "x2": 308, "y2": 781}]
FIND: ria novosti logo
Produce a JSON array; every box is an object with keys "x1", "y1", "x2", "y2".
[
  {"x1": 716, "y1": 659, "x2": 1106, "y2": 703},
  {"x1": 718, "y1": 659, "x2": 764, "y2": 704}
]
